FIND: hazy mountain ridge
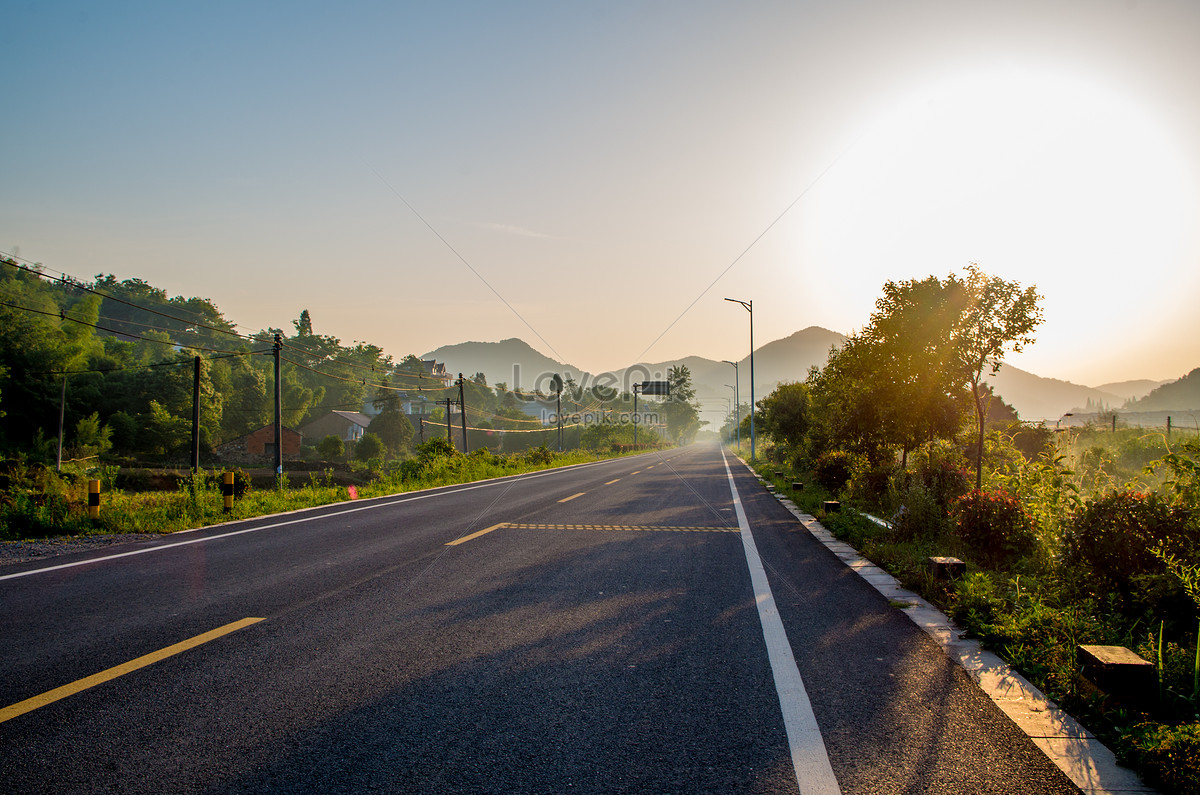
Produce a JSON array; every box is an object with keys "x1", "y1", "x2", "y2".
[
  {"x1": 1127, "y1": 368, "x2": 1200, "y2": 411},
  {"x1": 425, "y1": 329, "x2": 1190, "y2": 423}
]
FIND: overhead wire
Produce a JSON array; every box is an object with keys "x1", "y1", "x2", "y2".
[
  {"x1": 1, "y1": 254, "x2": 251, "y2": 341},
  {"x1": 0, "y1": 300, "x2": 261, "y2": 358}
]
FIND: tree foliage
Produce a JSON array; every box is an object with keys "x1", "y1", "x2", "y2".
[{"x1": 800, "y1": 265, "x2": 1041, "y2": 480}]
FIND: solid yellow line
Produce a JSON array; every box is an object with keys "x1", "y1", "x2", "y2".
[
  {"x1": 604, "y1": 479, "x2": 621, "y2": 485},
  {"x1": 558, "y1": 492, "x2": 586, "y2": 503},
  {"x1": 0, "y1": 617, "x2": 265, "y2": 725},
  {"x1": 446, "y1": 522, "x2": 507, "y2": 546}
]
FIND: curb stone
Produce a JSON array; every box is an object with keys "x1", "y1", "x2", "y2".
[{"x1": 763, "y1": 484, "x2": 1157, "y2": 795}]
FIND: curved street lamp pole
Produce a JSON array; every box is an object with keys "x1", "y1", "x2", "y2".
[
  {"x1": 722, "y1": 358, "x2": 740, "y2": 453},
  {"x1": 725, "y1": 384, "x2": 739, "y2": 450},
  {"x1": 724, "y1": 298, "x2": 754, "y2": 460}
]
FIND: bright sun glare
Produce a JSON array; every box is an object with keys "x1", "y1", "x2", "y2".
[{"x1": 805, "y1": 64, "x2": 1198, "y2": 380}]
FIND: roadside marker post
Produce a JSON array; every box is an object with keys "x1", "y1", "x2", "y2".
[
  {"x1": 222, "y1": 471, "x2": 234, "y2": 514},
  {"x1": 87, "y1": 479, "x2": 100, "y2": 520}
]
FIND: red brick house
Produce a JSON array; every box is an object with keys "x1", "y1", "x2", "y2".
[{"x1": 215, "y1": 424, "x2": 302, "y2": 465}]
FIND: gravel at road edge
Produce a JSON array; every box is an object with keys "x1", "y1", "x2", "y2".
[{"x1": 0, "y1": 534, "x2": 162, "y2": 567}]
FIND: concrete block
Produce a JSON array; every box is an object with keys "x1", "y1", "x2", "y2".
[
  {"x1": 928, "y1": 556, "x2": 966, "y2": 580},
  {"x1": 1077, "y1": 645, "x2": 1156, "y2": 707},
  {"x1": 822, "y1": 500, "x2": 840, "y2": 513}
]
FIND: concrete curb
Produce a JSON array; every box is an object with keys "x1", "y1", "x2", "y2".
[{"x1": 768, "y1": 490, "x2": 1157, "y2": 795}]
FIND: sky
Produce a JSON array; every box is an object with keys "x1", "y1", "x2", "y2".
[{"x1": 4, "y1": 0, "x2": 1199, "y2": 388}]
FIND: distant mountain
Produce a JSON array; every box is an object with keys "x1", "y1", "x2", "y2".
[
  {"x1": 423, "y1": 330, "x2": 1184, "y2": 425},
  {"x1": 1094, "y1": 379, "x2": 1168, "y2": 404},
  {"x1": 1128, "y1": 368, "x2": 1200, "y2": 411},
  {"x1": 985, "y1": 368, "x2": 1126, "y2": 422},
  {"x1": 421, "y1": 338, "x2": 588, "y2": 393},
  {"x1": 614, "y1": 327, "x2": 846, "y2": 401}
]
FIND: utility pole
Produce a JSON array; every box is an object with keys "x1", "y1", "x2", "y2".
[
  {"x1": 191, "y1": 356, "x2": 202, "y2": 473},
  {"x1": 458, "y1": 373, "x2": 468, "y2": 453},
  {"x1": 633, "y1": 383, "x2": 641, "y2": 447},
  {"x1": 445, "y1": 398, "x2": 453, "y2": 444},
  {"x1": 56, "y1": 375, "x2": 66, "y2": 473},
  {"x1": 273, "y1": 332, "x2": 283, "y2": 487}
]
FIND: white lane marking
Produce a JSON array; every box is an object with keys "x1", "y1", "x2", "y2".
[
  {"x1": 722, "y1": 447, "x2": 841, "y2": 794},
  {"x1": 0, "y1": 458, "x2": 625, "y2": 583}
]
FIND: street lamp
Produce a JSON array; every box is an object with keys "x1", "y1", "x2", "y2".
[
  {"x1": 722, "y1": 359, "x2": 740, "y2": 453},
  {"x1": 1056, "y1": 412, "x2": 1074, "y2": 430},
  {"x1": 725, "y1": 298, "x2": 755, "y2": 459},
  {"x1": 725, "y1": 384, "x2": 739, "y2": 449}
]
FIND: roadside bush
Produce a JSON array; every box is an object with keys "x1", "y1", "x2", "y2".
[
  {"x1": 847, "y1": 459, "x2": 894, "y2": 506},
  {"x1": 355, "y1": 432, "x2": 385, "y2": 462},
  {"x1": 524, "y1": 445, "x2": 554, "y2": 465},
  {"x1": 813, "y1": 450, "x2": 857, "y2": 493},
  {"x1": 951, "y1": 571, "x2": 1006, "y2": 626},
  {"x1": 1062, "y1": 491, "x2": 1198, "y2": 611},
  {"x1": 1121, "y1": 721, "x2": 1200, "y2": 795},
  {"x1": 317, "y1": 435, "x2": 344, "y2": 461},
  {"x1": 952, "y1": 489, "x2": 1035, "y2": 568},
  {"x1": 416, "y1": 436, "x2": 458, "y2": 460}
]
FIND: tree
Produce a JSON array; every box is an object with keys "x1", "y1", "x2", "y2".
[
  {"x1": 317, "y1": 434, "x2": 344, "y2": 461},
  {"x1": 293, "y1": 309, "x2": 313, "y2": 337},
  {"x1": 70, "y1": 412, "x2": 113, "y2": 460},
  {"x1": 139, "y1": 400, "x2": 189, "y2": 455},
  {"x1": 356, "y1": 432, "x2": 385, "y2": 461},
  {"x1": 754, "y1": 382, "x2": 811, "y2": 453},
  {"x1": 948, "y1": 264, "x2": 1043, "y2": 488},
  {"x1": 661, "y1": 365, "x2": 702, "y2": 444},
  {"x1": 368, "y1": 410, "x2": 415, "y2": 457}
]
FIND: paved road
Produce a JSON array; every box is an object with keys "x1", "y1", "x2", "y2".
[{"x1": 0, "y1": 444, "x2": 1079, "y2": 793}]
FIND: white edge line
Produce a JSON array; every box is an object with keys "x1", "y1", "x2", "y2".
[
  {"x1": 0, "y1": 456, "x2": 630, "y2": 583},
  {"x1": 722, "y1": 447, "x2": 841, "y2": 795}
]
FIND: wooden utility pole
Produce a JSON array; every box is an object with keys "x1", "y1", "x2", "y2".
[
  {"x1": 191, "y1": 356, "x2": 201, "y2": 473},
  {"x1": 273, "y1": 333, "x2": 283, "y2": 487},
  {"x1": 458, "y1": 374, "x2": 468, "y2": 453},
  {"x1": 56, "y1": 376, "x2": 66, "y2": 473}
]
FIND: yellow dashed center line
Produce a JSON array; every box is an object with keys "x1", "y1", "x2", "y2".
[
  {"x1": 558, "y1": 492, "x2": 586, "y2": 503},
  {"x1": 630, "y1": 470, "x2": 642, "y2": 475},
  {"x1": 463, "y1": 522, "x2": 738, "y2": 535},
  {"x1": 446, "y1": 522, "x2": 506, "y2": 546},
  {"x1": 0, "y1": 617, "x2": 265, "y2": 725},
  {"x1": 604, "y1": 479, "x2": 621, "y2": 485}
]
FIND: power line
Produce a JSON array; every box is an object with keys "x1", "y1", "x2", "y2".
[
  {"x1": 1, "y1": 254, "x2": 250, "y2": 341},
  {"x1": 29, "y1": 349, "x2": 266, "y2": 377},
  {"x1": 0, "y1": 300, "x2": 260, "y2": 357}
]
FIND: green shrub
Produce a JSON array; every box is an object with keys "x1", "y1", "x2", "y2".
[
  {"x1": 1062, "y1": 491, "x2": 1198, "y2": 609},
  {"x1": 952, "y1": 571, "x2": 1006, "y2": 626},
  {"x1": 1121, "y1": 721, "x2": 1200, "y2": 795},
  {"x1": 355, "y1": 432, "x2": 385, "y2": 462},
  {"x1": 952, "y1": 489, "x2": 1035, "y2": 568},
  {"x1": 813, "y1": 451, "x2": 857, "y2": 493},
  {"x1": 416, "y1": 436, "x2": 458, "y2": 460},
  {"x1": 524, "y1": 445, "x2": 554, "y2": 465},
  {"x1": 317, "y1": 435, "x2": 344, "y2": 461}
]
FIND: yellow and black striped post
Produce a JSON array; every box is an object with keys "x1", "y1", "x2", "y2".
[
  {"x1": 88, "y1": 479, "x2": 101, "y2": 520},
  {"x1": 222, "y1": 471, "x2": 234, "y2": 514}
]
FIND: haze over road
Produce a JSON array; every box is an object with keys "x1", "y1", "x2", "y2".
[{"x1": 0, "y1": 445, "x2": 1078, "y2": 793}]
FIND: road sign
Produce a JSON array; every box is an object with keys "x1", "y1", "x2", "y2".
[{"x1": 639, "y1": 380, "x2": 671, "y2": 396}]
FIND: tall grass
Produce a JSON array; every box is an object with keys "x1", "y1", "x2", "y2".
[{"x1": 0, "y1": 445, "x2": 649, "y2": 541}]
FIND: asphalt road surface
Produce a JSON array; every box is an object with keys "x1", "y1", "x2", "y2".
[{"x1": 0, "y1": 443, "x2": 1080, "y2": 794}]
